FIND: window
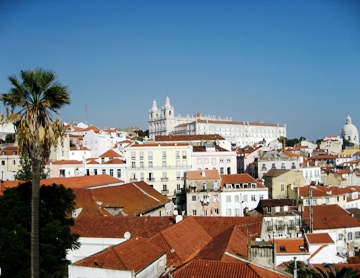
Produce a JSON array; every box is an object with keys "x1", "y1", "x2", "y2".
[
  {"x1": 131, "y1": 151, "x2": 136, "y2": 160},
  {"x1": 251, "y1": 195, "x2": 256, "y2": 201},
  {"x1": 102, "y1": 169, "x2": 106, "y2": 174},
  {"x1": 204, "y1": 210, "x2": 208, "y2": 216},
  {"x1": 140, "y1": 172, "x2": 144, "y2": 181},
  {"x1": 149, "y1": 161, "x2": 153, "y2": 168},
  {"x1": 1, "y1": 161, "x2": 5, "y2": 166},
  {"x1": 162, "y1": 184, "x2": 167, "y2": 191},
  {"x1": 110, "y1": 169, "x2": 113, "y2": 176},
  {"x1": 212, "y1": 158, "x2": 216, "y2": 165},
  {"x1": 162, "y1": 151, "x2": 167, "y2": 159},
  {"x1": 13, "y1": 160, "x2": 16, "y2": 165},
  {"x1": 176, "y1": 171, "x2": 181, "y2": 180},
  {"x1": 355, "y1": 232, "x2": 360, "y2": 239},
  {"x1": 343, "y1": 195, "x2": 346, "y2": 201},
  {"x1": 202, "y1": 182, "x2": 207, "y2": 190},
  {"x1": 117, "y1": 169, "x2": 121, "y2": 178},
  {"x1": 235, "y1": 195, "x2": 239, "y2": 202},
  {"x1": 162, "y1": 161, "x2": 167, "y2": 168},
  {"x1": 275, "y1": 206, "x2": 280, "y2": 213},
  {"x1": 176, "y1": 160, "x2": 180, "y2": 168},
  {"x1": 140, "y1": 151, "x2": 144, "y2": 160},
  {"x1": 325, "y1": 197, "x2": 329, "y2": 204},
  {"x1": 214, "y1": 208, "x2": 219, "y2": 215},
  {"x1": 272, "y1": 163, "x2": 276, "y2": 169},
  {"x1": 284, "y1": 205, "x2": 288, "y2": 212},
  {"x1": 140, "y1": 161, "x2": 144, "y2": 168},
  {"x1": 182, "y1": 151, "x2": 187, "y2": 159},
  {"x1": 281, "y1": 184, "x2": 284, "y2": 191},
  {"x1": 243, "y1": 195, "x2": 248, "y2": 202},
  {"x1": 177, "y1": 184, "x2": 181, "y2": 191},
  {"x1": 267, "y1": 207, "x2": 272, "y2": 213},
  {"x1": 192, "y1": 210, "x2": 197, "y2": 216},
  {"x1": 176, "y1": 151, "x2": 180, "y2": 159},
  {"x1": 235, "y1": 208, "x2": 240, "y2": 216},
  {"x1": 226, "y1": 195, "x2": 231, "y2": 202},
  {"x1": 148, "y1": 151, "x2": 153, "y2": 160},
  {"x1": 348, "y1": 232, "x2": 353, "y2": 240},
  {"x1": 220, "y1": 167, "x2": 224, "y2": 174},
  {"x1": 259, "y1": 194, "x2": 264, "y2": 200},
  {"x1": 214, "y1": 181, "x2": 219, "y2": 191},
  {"x1": 220, "y1": 158, "x2": 224, "y2": 163},
  {"x1": 192, "y1": 196, "x2": 196, "y2": 201},
  {"x1": 131, "y1": 162, "x2": 136, "y2": 169},
  {"x1": 339, "y1": 234, "x2": 344, "y2": 240},
  {"x1": 337, "y1": 196, "x2": 340, "y2": 202},
  {"x1": 226, "y1": 184, "x2": 232, "y2": 189},
  {"x1": 227, "y1": 158, "x2": 231, "y2": 163},
  {"x1": 251, "y1": 183, "x2": 256, "y2": 188},
  {"x1": 197, "y1": 158, "x2": 202, "y2": 164}
]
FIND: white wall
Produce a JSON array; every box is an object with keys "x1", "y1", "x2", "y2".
[
  {"x1": 67, "y1": 237, "x2": 126, "y2": 263},
  {"x1": 68, "y1": 265, "x2": 134, "y2": 278}
]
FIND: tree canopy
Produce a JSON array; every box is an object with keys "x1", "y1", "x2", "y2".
[{"x1": 0, "y1": 182, "x2": 80, "y2": 278}]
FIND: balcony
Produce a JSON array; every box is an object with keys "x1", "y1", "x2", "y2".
[
  {"x1": 201, "y1": 199, "x2": 209, "y2": 206},
  {"x1": 275, "y1": 225, "x2": 284, "y2": 231},
  {"x1": 147, "y1": 178, "x2": 155, "y2": 182},
  {"x1": 161, "y1": 177, "x2": 169, "y2": 182},
  {"x1": 161, "y1": 190, "x2": 169, "y2": 195},
  {"x1": 266, "y1": 226, "x2": 273, "y2": 232},
  {"x1": 130, "y1": 178, "x2": 138, "y2": 182}
]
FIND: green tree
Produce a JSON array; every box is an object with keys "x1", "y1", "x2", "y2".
[
  {"x1": 15, "y1": 151, "x2": 50, "y2": 181},
  {"x1": 0, "y1": 69, "x2": 70, "y2": 278},
  {"x1": 0, "y1": 182, "x2": 80, "y2": 278},
  {"x1": 316, "y1": 265, "x2": 360, "y2": 278},
  {"x1": 5, "y1": 133, "x2": 16, "y2": 143},
  {"x1": 286, "y1": 260, "x2": 322, "y2": 278}
]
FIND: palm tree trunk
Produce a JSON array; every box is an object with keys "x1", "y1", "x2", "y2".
[{"x1": 31, "y1": 158, "x2": 41, "y2": 278}]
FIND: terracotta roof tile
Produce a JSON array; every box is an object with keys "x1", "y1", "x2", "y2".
[
  {"x1": 99, "y1": 149, "x2": 121, "y2": 158},
  {"x1": 303, "y1": 205, "x2": 360, "y2": 229},
  {"x1": 305, "y1": 233, "x2": 334, "y2": 244},
  {"x1": 74, "y1": 237, "x2": 165, "y2": 272},
  {"x1": 72, "y1": 216, "x2": 176, "y2": 238},
  {"x1": 171, "y1": 260, "x2": 290, "y2": 278},
  {"x1": 272, "y1": 238, "x2": 308, "y2": 254},
  {"x1": 186, "y1": 169, "x2": 220, "y2": 180},
  {"x1": 221, "y1": 174, "x2": 265, "y2": 188}
]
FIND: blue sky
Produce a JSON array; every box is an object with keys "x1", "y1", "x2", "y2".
[{"x1": 1, "y1": 0, "x2": 359, "y2": 141}]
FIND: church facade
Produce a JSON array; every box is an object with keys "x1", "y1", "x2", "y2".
[{"x1": 148, "y1": 97, "x2": 286, "y2": 147}]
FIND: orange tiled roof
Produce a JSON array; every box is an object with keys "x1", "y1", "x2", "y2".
[
  {"x1": 99, "y1": 149, "x2": 121, "y2": 158},
  {"x1": 88, "y1": 181, "x2": 171, "y2": 215},
  {"x1": 74, "y1": 236, "x2": 165, "y2": 272},
  {"x1": 220, "y1": 174, "x2": 265, "y2": 188},
  {"x1": 306, "y1": 233, "x2": 334, "y2": 244},
  {"x1": 186, "y1": 169, "x2": 220, "y2": 180},
  {"x1": 171, "y1": 260, "x2": 290, "y2": 278},
  {"x1": 303, "y1": 205, "x2": 360, "y2": 229},
  {"x1": 0, "y1": 146, "x2": 20, "y2": 155},
  {"x1": 272, "y1": 238, "x2": 308, "y2": 254},
  {"x1": 72, "y1": 216, "x2": 176, "y2": 238},
  {"x1": 41, "y1": 174, "x2": 122, "y2": 189}
]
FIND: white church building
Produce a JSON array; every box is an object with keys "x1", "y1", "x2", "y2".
[{"x1": 148, "y1": 96, "x2": 286, "y2": 147}]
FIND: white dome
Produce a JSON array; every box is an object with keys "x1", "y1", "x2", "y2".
[{"x1": 341, "y1": 115, "x2": 359, "y2": 145}]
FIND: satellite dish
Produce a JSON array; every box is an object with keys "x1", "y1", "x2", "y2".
[
  {"x1": 124, "y1": 231, "x2": 131, "y2": 240},
  {"x1": 175, "y1": 215, "x2": 183, "y2": 223},
  {"x1": 173, "y1": 210, "x2": 178, "y2": 216}
]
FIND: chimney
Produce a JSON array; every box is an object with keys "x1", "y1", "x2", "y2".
[{"x1": 201, "y1": 171, "x2": 205, "y2": 177}]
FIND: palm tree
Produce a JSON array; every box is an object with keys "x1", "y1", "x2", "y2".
[
  {"x1": 316, "y1": 265, "x2": 360, "y2": 278},
  {"x1": 1, "y1": 68, "x2": 70, "y2": 278}
]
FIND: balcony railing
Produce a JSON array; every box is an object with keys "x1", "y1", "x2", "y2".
[
  {"x1": 161, "y1": 190, "x2": 169, "y2": 195},
  {"x1": 130, "y1": 178, "x2": 138, "y2": 182},
  {"x1": 161, "y1": 177, "x2": 169, "y2": 182},
  {"x1": 147, "y1": 178, "x2": 155, "y2": 182}
]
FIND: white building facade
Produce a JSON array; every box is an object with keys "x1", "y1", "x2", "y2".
[{"x1": 148, "y1": 97, "x2": 286, "y2": 146}]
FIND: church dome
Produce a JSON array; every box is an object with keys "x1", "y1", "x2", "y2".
[{"x1": 341, "y1": 114, "x2": 359, "y2": 145}]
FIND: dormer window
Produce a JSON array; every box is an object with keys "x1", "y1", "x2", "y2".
[
  {"x1": 251, "y1": 183, "x2": 256, "y2": 188},
  {"x1": 226, "y1": 184, "x2": 232, "y2": 189}
]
